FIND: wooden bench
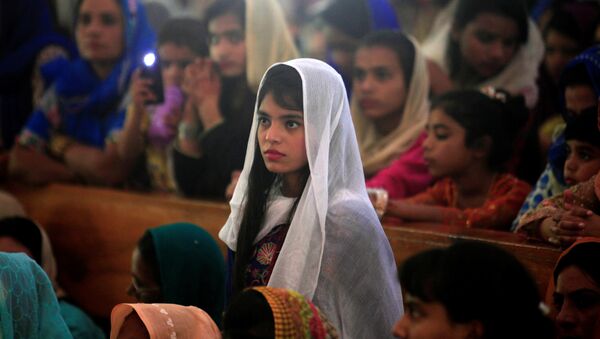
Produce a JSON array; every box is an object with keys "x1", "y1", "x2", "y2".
[{"x1": 5, "y1": 183, "x2": 561, "y2": 323}]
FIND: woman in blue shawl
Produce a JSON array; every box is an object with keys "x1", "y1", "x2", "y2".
[
  {"x1": 9, "y1": 0, "x2": 155, "y2": 186},
  {"x1": 0, "y1": 252, "x2": 73, "y2": 339},
  {"x1": 0, "y1": 0, "x2": 75, "y2": 151}
]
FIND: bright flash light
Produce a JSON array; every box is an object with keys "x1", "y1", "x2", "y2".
[{"x1": 143, "y1": 52, "x2": 156, "y2": 67}]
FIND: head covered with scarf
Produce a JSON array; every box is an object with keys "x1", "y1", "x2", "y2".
[
  {"x1": 224, "y1": 286, "x2": 339, "y2": 338},
  {"x1": 0, "y1": 252, "x2": 72, "y2": 339},
  {"x1": 110, "y1": 303, "x2": 221, "y2": 339},
  {"x1": 139, "y1": 223, "x2": 226, "y2": 325},
  {"x1": 21, "y1": 0, "x2": 156, "y2": 148},
  {"x1": 220, "y1": 58, "x2": 401, "y2": 338}
]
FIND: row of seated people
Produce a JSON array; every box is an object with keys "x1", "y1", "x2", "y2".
[
  {"x1": 4, "y1": 0, "x2": 600, "y2": 244},
  {"x1": 0, "y1": 204, "x2": 596, "y2": 339},
  {"x1": 2, "y1": 50, "x2": 600, "y2": 338}
]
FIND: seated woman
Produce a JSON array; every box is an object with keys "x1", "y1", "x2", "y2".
[
  {"x1": 110, "y1": 303, "x2": 220, "y2": 339},
  {"x1": 9, "y1": 0, "x2": 155, "y2": 187},
  {"x1": 422, "y1": 0, "x2": 544, "y2": 108},
  {"x1": 128, "y1": 223, "x2": 225, "y2": 326},
  {"x1": 551, "y1": 239, "x2": 600, "y2": 339},
  {"x1": 0, "y1": 0, "x2": 75, "y2": 152},
  {"x1": 394, "y1": 241, "x2": 554, "y2": 338},
  {"x1": 220, "y1": 59, "x2": 401, "y2": 338},
  {"x1": 0, "y1": 252, "x2": 72, "y2": 338},
  {"x1": 223, "y1": 286, "x2": 338, "y2": 338},
  {"x1": 172, "y1": 0, "x2": 298, "y2": 199},
  {"x1": 352, "y1": 31, "x2": 432, "y2": 198},
  {"x1": 513, "y1": 46, "x2": 600, "y2": 229},
  {"x1": 0, "y1": 216, "x2": 105, "y2": 338},
  {"x1": 384, "y1": 89, "x2": 530, "y2": 230}
]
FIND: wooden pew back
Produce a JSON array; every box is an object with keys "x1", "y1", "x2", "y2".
[{"x1": 7, "y1": 184, "x2": 561, "y2": 322}]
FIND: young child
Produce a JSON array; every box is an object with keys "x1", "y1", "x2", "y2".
[
  {"x1": 385, "y1": 89, "x2": 531, "y2": 230},
  {"x1": 563, "y1": 110, "x2": 600, "y2": 188},
  {"x1": 120, "y1": 18, "x2": 208, "y2": 191}
]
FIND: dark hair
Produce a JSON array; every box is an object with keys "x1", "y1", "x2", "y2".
[
  {"x1": 137, "y1": 231, "x2": 161, "y2": 286},
  {"x1": 158, "y1": 18, "x2": 208, "y2": 57},
  {"x1": 448, "y1": 0, "x2": 528, "y2": 79},
  {"x1": 565, "y1": 109, "x2": 600, "y2": 146},
  {"x1": 453, "y1": 0, "x2": 528, "y2": 44},
  {"x1": 205, "y1": 0, "x2": 245, "y2": 30},
  {"x1": 554, "y1": 242, "x2": 600, "y2": 286},
  {"x1": 358, "y1": 30, "x2": 415, "y2": 88},
  {"x1": 542, "y1": 9, "x2": 583, "y2": 48},
  {"x1": 320, "y1": 0, "x2": 370, "y2": 41},
  {"x1": 223, "y1": 289, "x2": 274, "y2": 339},
  {"x1": 232, "y1": 64, "x2": 306, "y2": 295},
  {"x1": 562, "y1": 63, "x2": 593, "y2": 89},
  {"x1": 0, "y1": 217, "x2": 42, "y2": 265},
  {"x1": 400, "y1": 241, "x2": 554, "y2": 339},
  {"x1": 430, "y1": 89, "x2": 528, "y2": 171}
]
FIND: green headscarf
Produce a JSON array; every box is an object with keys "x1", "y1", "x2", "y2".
[{"x1": 148, "y1": 223, "x2": 226, "y2": 326}]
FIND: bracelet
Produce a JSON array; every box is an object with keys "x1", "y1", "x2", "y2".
[{"x1": 178, "y1": 121, "x2": 199, "y2": 140}]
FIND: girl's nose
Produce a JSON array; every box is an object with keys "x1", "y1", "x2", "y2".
[{"x1": 392, "y1": 315, "x2": 409, "y2": 339}]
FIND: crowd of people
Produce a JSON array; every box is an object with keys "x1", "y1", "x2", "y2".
[{"x1": 2, "y1": 0, "x2": 600, "y2": 337}]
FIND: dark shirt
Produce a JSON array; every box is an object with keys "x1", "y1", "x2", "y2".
[{"x1": 172, "y1": 77, "x2": 255, "y2": 199}]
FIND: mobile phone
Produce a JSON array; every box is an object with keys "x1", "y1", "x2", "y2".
[{"x1": 140, "y1": 52, "x2": 164, "y2": 105}]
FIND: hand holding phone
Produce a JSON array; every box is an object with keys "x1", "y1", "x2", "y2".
[{"x1": 140, "y1": 52, "x2": 164, "y2": 105}]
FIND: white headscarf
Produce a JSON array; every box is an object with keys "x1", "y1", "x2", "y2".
[
  {"x1": 352, "y1": 35, "x2": 430, "y2": 176},
  {"x1": 422, "y1": 0, "x2": 544, "y2": 108},
  {"x1": 220, "y1": 58, "x2": 402, "y2": 338}
]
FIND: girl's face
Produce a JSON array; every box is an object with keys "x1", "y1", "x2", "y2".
[
  {"x1": 544, "y1": 30, "x2": 579, "y2": 83},
  {"x1": 208, "y1": 13, "x2": 246, "y2": 78},
  {"x1": 75, "y1": 0, "x2": 124, "y2": 65},
  {"x1": 257, "y1": 92, "x2": 307, "y2": 176},
  {"x1": 393, "y1": 294, "x2": 477, "y2": 339},
  {"x1": 563, "y1": 140, "x2": 600, "y2": 186},
  {"x1": 158, "y1": 43, "x2": 196, "y2": 88},
  {"x1": 353, "y1": 46, "x2": 407, "y2": 120},
  {"x1": 422, "y1": 109, "x2": 478, "y2": 178},
  {"x1": 454, "y1": 12, "x2": 520, "y2": 79},
  {"x1": 127, "y1": 247, "x2": 161, "y2": 303},
  {"x1": 565, "y1": 85, "x2": 597, "y2": 117}
]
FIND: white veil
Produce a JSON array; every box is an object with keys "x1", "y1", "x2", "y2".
[{"x1": 219, "y1": 58, "x2": 402, "y2": 338}]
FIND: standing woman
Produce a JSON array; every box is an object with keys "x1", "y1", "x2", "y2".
[
  {"x1": 9, "y1": 0, "x2": 155, "y2": 186},
  {"x1": 219, "y1": 59, "x2": 402, "y2": 338}
]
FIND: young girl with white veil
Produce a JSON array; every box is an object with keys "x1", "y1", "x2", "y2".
[{"x1": 219, "y1": 58, "x2": 402, "y2": 338}]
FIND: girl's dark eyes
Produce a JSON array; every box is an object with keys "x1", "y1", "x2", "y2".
[
  {"x1": 373, "y1": 69, "x2": 390, "y2": 80},
  {"x1": 258, "y1": 117, "x2": 270, "y2": 126},
  {"x1": 78, "y1": 13, "x2": 119, "y2": 26},
  {"x1": 286, "y1": 121, "x2": 301, "y2": 128},
  {"x1": 475, "y1": 31, "x2": 495, "y2": 44},
  {"x1": 434, "y1": 133, "x2": 449, "y2": 140}
]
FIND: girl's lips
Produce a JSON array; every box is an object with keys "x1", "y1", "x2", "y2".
[
  {"x1": 359, "y1": 99, "x2": 378, "y2": 110},
  {"x1": 265, "y1": 150, "x2": 284, "y2": 161}
]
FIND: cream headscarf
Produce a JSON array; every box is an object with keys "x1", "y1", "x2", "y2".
[
  {"x1": 245, "y1": 0, "x2": 299, "y2": 92},
  {"x1": 422, "y1": 0, "x2": 544, "y2": 108},
  {"x1": 352, "y1": 36, "x2": 430, "y2": 176},
  {"x1": 220, "y1": 58, "x2": 402, "y2": 338},
  {"x1": 110, "y1": 303, "x2": 221, "y2": 339}
]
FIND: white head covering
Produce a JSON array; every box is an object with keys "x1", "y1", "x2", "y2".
[
  {"x1": 352, "y1": 35, "x2": 430, "y2": 176},
  {"x1": 220, "y1": 58, "x2": 402, "y2": 338},
  {"x1": 422, "y1": 0, "x2": 544, "y2": 108}
]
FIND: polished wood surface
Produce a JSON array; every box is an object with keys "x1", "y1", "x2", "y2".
[{"x1": 5, "y1": 183, "x2": 562, "y2": 321}]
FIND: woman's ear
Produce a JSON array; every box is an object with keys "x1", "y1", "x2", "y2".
[{"x1": 472, "y1": 136, "x2": 492, "y2": 159}]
